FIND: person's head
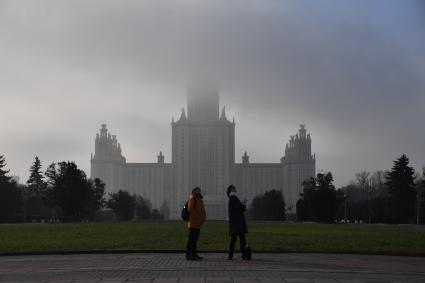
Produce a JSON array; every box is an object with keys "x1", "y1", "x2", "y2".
[
  {"x1": 226, "y1": 185, "x2": 236, "y2": 197},
  {"x1": 192, "y1": 187, "x2": 201, "y2": 196}
]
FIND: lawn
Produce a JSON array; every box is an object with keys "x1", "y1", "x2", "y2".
[{"x1": 0, "y1": 221, "x2": 424, "y2": 256}]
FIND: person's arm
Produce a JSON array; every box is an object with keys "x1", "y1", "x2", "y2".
[
  {"x1": 229, "y1": 196, "x2": 245, "y2": 214},
  {"x1": 241, "y1": 201, "x2": 246, "y2": 212},
  {"x1": 239, "y1": 198, "x2": 246, "y2": 212},
  {"x1": 188, "y1": 195, "x2": 196, "y2": 213}
]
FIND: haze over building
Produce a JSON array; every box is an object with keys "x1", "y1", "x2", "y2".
[{"x1": 91, "y1": 84, "x2": 315, "y2": 219}]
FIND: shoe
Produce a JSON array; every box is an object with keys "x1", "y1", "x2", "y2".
[
  {"x1": 186, "y1": 255, "x2": 197, "y2": 261},
  {"x1": 227, "y1": 256, "x2": 233, "y2": 260},
  {"x1": 242, "y1": 254, "x2": 251, "y2": 260},
  {"x1": 194, "y1": 254, "x2": 203, "y2": 260}
]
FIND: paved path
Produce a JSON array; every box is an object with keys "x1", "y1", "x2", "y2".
[{"x1": 0, "y1": 253, "x2": 424, "y2": 283}]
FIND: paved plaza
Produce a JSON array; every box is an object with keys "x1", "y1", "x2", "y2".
[{"x1": 0, "y1": 253, "x2": 424, "y2": 283}]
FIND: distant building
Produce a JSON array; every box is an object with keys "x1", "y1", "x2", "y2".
[{"x1": 90, "y1": 84, "x2": 316, "y2": 219}]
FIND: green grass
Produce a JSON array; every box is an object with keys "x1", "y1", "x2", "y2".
[{"x1": 0, "y1": 221, "x2": 424, "y2": 256}]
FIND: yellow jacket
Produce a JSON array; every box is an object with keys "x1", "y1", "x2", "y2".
[{"x1": 188, "y1": 193, "x2": 206, "y2": 229}]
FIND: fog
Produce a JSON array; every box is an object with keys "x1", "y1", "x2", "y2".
[{"x1": 0, "y1": 0, "x2": 424, "y2": 187}]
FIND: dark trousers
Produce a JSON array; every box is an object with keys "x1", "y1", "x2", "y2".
[
  {"x1": 186, "y1": 228, "x2": 200, "y2": 256},
  {"x1": 228, "y1": 233, "x2": 246, "y2": 259}
]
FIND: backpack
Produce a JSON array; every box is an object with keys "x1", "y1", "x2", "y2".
[{"x1": 181, "y1": 201, "x2": 189, "y2": 221}]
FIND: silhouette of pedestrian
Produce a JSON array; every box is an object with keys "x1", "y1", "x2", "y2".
[
  {"x1": 227, "y1": 184, "x2": 249, "y2": 260},
  {"x1": 185, "y1": 187, "x2": 206, "y2": 260}
]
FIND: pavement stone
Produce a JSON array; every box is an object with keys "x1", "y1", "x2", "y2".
[
  {"x1": 0, "y1": 253, "x2": 424, "y2": 283},
  {"x1": 284, "y1": 279, "x2": 315, "y2": 283},
  {"x1": 205, "y1": 278, "x2": 233, "y2": 283},
  {"x1": 152, "y1": 279, "x2": 178, "y2": 283},
  {"x1": 178, "y1": 278, "x2": 205, "y2": 283},
  {"x1": 257, "y1": 278, "x2": 285, "y2": 283},
  {"x1": 310, "y1": 279, "x2": 338, "y2": 283},
  {"x1": 233, "y1": 278, "x2": 258, "y2": 283}
]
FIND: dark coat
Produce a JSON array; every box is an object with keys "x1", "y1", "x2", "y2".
[{"x1": 228, "y1": 194, "x2": 248, "y2": 235}]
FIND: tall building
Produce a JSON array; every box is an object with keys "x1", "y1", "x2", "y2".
[{"x1": 91, "y1": 85, "x2": 316, "y2": 219}]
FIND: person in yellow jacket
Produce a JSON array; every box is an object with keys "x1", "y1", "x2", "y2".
[{"x1": 186, "y1": 187, "x2": 206, "y2": 260}]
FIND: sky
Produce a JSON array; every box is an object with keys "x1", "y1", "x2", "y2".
[{"x1": 0, "y1": 0, "x2": 424, "y2": 187}]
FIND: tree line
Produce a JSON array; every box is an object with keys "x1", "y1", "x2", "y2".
[
  {"x1": 249, "y1": 190, "x2": 286, "y2": 221},
  {"x1": 297, "y1": 154, "x2": 425, "y2": 224},
  {"x1": 336, "y1": 155, "x2": 425, "y2": 224},
  {"x1": 1, "y1": 153, "x2": 424, "y2": 224},
  {"x1": 0, "y1": 155, "x2": 164, "y2": 223}
]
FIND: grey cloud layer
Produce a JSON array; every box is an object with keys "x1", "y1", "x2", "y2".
[{"x1": 0, "y1": 0, "x2": 424, "y2": 186}]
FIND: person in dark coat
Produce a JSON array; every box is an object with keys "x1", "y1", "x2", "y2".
[{"x1": 227, "y1": 184, "x2": 248, "y2": 260}]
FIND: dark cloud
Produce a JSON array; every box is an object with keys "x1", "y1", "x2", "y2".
[{"x1": 0, "y1": 0, "x2": 424, "y2": 186}]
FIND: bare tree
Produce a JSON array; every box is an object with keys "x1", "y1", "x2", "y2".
[
  {"x1": 370, "y1": 170, "x2": 385, "y2": 195},
  {"x1": 355, "y1": 171, "x2": 371, "y2": 223},
  {"x1": 416, "y1": 167, "x2": 425, "y2": 225}
]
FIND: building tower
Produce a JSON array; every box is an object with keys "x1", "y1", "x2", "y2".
[
  {"x1": 90, "y1": 124, "x2": 126, "y2": 194},
  {"x1": 172, "y1": 83, "x2": 235, "y2": 219},
  {"x1": 281, "y1": 125, "x2": 316, "y2": 211}
]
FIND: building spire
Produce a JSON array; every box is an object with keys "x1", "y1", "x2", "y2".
[
  {"x1": 179, "y1": 108, "x2": 187, "y2": 121},
  {"x1": 93, "y1": 124, "x2": 126, "y2": 164},
  {"x1": 299, "y1": 124, "x2": 307, "y2": 138},
  {"x1": 220, "y1": 106, "x2": 227, "y2": 121},
  {"x1": 158, "y1": 151, "x2": 165, "y2": 164},
  {"x1": 242, "y1": 151, "x2": 250, "y2": 164}
]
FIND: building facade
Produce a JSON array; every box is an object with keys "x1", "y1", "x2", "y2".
[{"x1": 90, "y1": 85, "x2": 316, "y2": 219}]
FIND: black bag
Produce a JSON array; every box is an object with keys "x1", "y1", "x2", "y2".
[
  {"x1": 245, "y1": 244, "x2": 252, "y2": 260},
  {"x1": 181, "y1": 201, "x2": 189, "y2": 221}
]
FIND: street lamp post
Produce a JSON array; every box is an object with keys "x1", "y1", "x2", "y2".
[
  {"x1": 368, "y1": 187, "x2": 371, "y2": 224},
  {"x1": 344, "y1": 194, "x2": 347, "y2": 224}
]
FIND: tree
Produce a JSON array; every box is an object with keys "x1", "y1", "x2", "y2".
[
  {"x1": 0, "y1": 181, "x2": 23, "y2": 223},
  {"x1": 151, "y1": 209, "x2": 163, "y2": 220},
  {"x1": 107, "y1": 190, "x2": 135, "y2": 221},
  {"x1": 355, "y1": 171, "x2": 370, "y2": 191},
  {"x1": 44, "y1": 161, "x2": 99, "y2": 222},
  {"x1": 415, "y1": 167, "x2": 425, "y2": 225},
  {"x1": 297, "y1": 172, "x2": 342, "y2": 222},
  {"x1": 385, "y1": 154, "x2": 416, "y2": 223},
  {"x1": 24, "y1": 156, "x2": 50, "y2": 222},
  {"x1": 370, "y1": 170, "x2": 386, "y2": 194},
  {"x1": 86, "y1": 178, "x2": 106, "y2": 220},
  {"x1": 27, "y1": 156, "x2": 45, "y2": 196},
  {"x1": 0, "y1": 155, "x2": 23, "y2": 222},
  {"x1": 160, "y1": 200, "x2": 170, "y2": 220},
  {"x1": 250, "y1": 190, "x2": 286, "y2": 221},
  {"x1": 355, "y1": 171, "x2": 372, "y2": 223},
  {"x1": 135, "y1": 196, "x2": 152, "y2": 220},
  {"x1": 0, "y1": 155, "x2": 12, "y2": 183}
]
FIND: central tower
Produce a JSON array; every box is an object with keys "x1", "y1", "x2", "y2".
[
  {"x1": 172, "y1": 83, "x2": 235, "y2": 219},
  {"x1": 187, "y1": 82, "x2": 220, "y2": 122}
]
